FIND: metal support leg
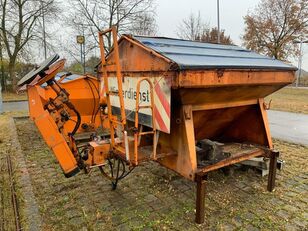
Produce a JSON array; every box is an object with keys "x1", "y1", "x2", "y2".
[
  {"x1": 267, "y1": 151, "x2": 279, "y2": 192},
  {"x1": 195, "y1": 175, "x2": 207, "y2": 224}
]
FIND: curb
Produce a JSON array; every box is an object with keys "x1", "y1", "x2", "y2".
[
  {"x1": 13, "y1": 116, "x2": 30, "y2": 119},
  {"x1": 10, "y1": 117, "x2": 42, "y2": 231},
  {"x1": 3, "y1": 100, "x2": 28, "y2": 103}
]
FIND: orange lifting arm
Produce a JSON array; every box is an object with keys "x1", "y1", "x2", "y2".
[{"x1": 28, "y1": 86, "x2": 79, "y2": 177}]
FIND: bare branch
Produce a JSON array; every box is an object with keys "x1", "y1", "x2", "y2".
[
  {"x1": 0, "y1": 0, "x2": 59, "y2": 90},
  {"x1": 66, "y1": 0, "x2": 156, "y2": 53}
]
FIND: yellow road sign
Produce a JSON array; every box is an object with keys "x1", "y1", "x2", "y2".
[{"x1": 76, "y1": 35, "x2": 85, "y2": 44}]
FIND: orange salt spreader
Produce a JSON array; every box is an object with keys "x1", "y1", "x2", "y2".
[{"x1": 18, "y1": 26, "x2": 296, "y2": 223}]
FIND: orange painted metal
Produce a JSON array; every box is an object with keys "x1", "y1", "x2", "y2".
[
  {"x1": 17, "y1": 59, "x2": 66, "y2": 92},
  {"x1": 84, "y1": 141, "x2": 110, "y2": 166},
  {"x1": 121, "y1": 35, "x2": 172, "y2": 64},
  {"x1": 101, "y1": 37, "x2": 172, "y2": 73},
  {"x1": 98, "y1": 26, "x2": 126, "y2": 156},
  {"x1": 258, "y1": 98, "x2": 273, "y2": 149},
  {"x1": 176, "y1": 69, "x2": 294, "y2": 88},
  {"x1": 36, "y1": 59, "x2": 66, "y2": 85},
  {"x1": 27, "y1": 70, "x2": 105, "y2": 176},
  {"x1": 43, "y1": 76, "x2": 102, "y2": 132},
  {"x1": 134, "y1": 78, "x2": 156, "y2": 165},
  {"x1": 28, "y1": 86, "x2": 79, "y2": 175},
  {"x1": 100, "y1": 33, "x2": 295, "y2": 181},
  {"x1": 196, "y1": 149, "x2": 265, "y2": 175}
]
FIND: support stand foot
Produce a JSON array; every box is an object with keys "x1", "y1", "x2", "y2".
[
  {"x1": 267, "y1": 151, "x2": 279, "y2": 192},
  {"x1": 195, "y1": 174, "x2": 207, "y2": 224}
]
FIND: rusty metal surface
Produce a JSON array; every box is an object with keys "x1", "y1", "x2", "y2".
[
  {"x1": 267, "y1": 151, "x2": 279, "y2": 192},
  {"x1": 196, "y1": 146, "x2": 266, "y2": 176},
  {"x1": 132, "y1": 36, "x2": 297, "y2": 71},
  {"x1": 195, "y1": 178, "x2": 206, "y2": 224}
]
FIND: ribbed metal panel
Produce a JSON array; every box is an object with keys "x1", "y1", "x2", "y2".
[{"x1": 133, "y1": 36, "x2": 297, "y2": 71}]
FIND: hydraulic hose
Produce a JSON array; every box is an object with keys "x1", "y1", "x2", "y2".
[{"x1": 70, "y1": 106, "x2": 81, "y2": 136}]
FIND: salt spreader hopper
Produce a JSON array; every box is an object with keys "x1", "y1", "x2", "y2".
[{"x1": 18, "y1": 27, "x2": 296, "y2": 224}]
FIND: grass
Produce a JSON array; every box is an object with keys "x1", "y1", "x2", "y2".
[
  {"x1": 1, "y1": 92, "x2": 28, "y2": 101},
  {"x1": 266, "y1": 87, "x2": 308, "y2": 114}
]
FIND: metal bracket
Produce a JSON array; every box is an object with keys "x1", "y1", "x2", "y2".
[{"x1": 184, "y1": 106, "x2": 192, "y2": 120}]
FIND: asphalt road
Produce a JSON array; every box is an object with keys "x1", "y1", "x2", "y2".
[
  {"x1": 268, "y1": 110, "x2": 308, "y2": 146},
  {"x1": 2, "y1": 100, "x2": 29, "y2": 112},
  {"x1": 1, "y1": 101, "x2": 308, "y2": 146}
]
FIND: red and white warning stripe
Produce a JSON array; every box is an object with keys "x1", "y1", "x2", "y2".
[
  {"x1": 107, "y1": 76, "x2": 171, "y2": 134},
  {"x1": 153, "y1": 79, "x2": 171, "y2": 133}
]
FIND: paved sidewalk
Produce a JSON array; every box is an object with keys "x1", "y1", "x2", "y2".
[{"x1": 11, "y1": 118, "x2": 308, "y2": 230}]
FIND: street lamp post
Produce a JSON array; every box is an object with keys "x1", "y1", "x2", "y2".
[
  {"x1": 217, "y1": 0, "x2": 220, "y2": 44},
  {"x1": 41, "y1": 0, "x2": 47, "y2": 59},
  {"x1": 294, "y1": 39, "x2": 308, "y2": 87},
  {"x1": 76, "y1": 35, "x2": 85, "y2": 74}
]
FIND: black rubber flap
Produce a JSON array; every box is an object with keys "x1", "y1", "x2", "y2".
[{"x1": 17, "y1": 54, "x2": 60, "y2": 86}]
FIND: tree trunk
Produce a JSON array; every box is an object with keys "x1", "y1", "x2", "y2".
[
  {"x1": 8, "y1": 60, "x2": 17, "y2": 92},
  {"x1": 0, "y1": 43, "x2": 6, "y2": 92},
  {"x1": 0, "y1": 72, "x2": 5, "y2": 92}
]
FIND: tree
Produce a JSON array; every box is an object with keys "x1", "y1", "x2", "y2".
[
  {"x1": 0, "y1": 38, "x2": 5, "y2": 90},
  {"x1": 67, "y1": 0, "x2": 156, "y2": 53},
  {"x1": 242, "y1": 0, "x2": 308, "y2": 60},
  {"x1": 0, "y1": 56, "x2": 35, "y2": 91},
  {"x1": 66, "y1": 61, "x2": 83, "y2": 74},
  {"x1": 65, "y1": 56, "x2": 101, "y2": 75},
  {"x1": 85, "y1": 56, "x2": 100, "y2": 74},
  {"x1": 198, "y1": 27, "x2": 233, "y2": 45},
  {"x1": 0, "y1": 0, "x2": 58, "y2": 91},
  {"x1": 177, "y1": 13, "x2": 233, "y2": 45},
  {"x1": 129, "y1": 12, "x2": 157, "y2": 36},
  {"x1": 176, "y1": 12, "x2": 206, "y2": 41}
]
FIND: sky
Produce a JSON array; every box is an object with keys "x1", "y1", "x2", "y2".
[{"x1": 155, "y1": 0, "x2": 308, "y2": 71}]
